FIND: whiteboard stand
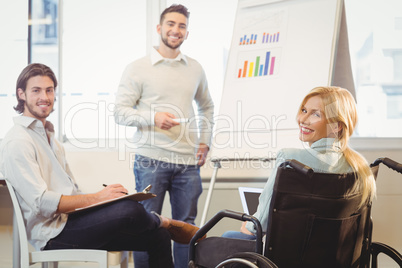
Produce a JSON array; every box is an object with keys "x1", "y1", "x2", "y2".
[{"x1": 200, "y1": 157, "x2": 275, "y2": 226}]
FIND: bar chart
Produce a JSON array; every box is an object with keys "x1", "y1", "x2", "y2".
[
  {"x1": 262, "y1": 32, "x2": 280, "y2": 43},
  {"x1": 239, "y1": 33, "x2": 258, "y2": 45},
  {"x1": 239, "y1": 31, "x2": 281, "y2": 46},
  {"x1": 236, "y1": 49, "x2": 281, "y2": 79}
]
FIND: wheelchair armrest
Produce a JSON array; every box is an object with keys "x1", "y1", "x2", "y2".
[
  {"x1": 189, "y1": 209, "x2": 264, "y2": 261},
  {"x1": 371, "y1": 242, "x2": 402, "y2": 268},
  {"x1": 370, "y1": 157, "x2": 402, "y2": 174}
]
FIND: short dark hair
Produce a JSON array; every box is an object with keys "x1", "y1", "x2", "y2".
[
  {"x1": 159, "y1": 4, "x2": 190, "y2": 25},
  {"x1": 14, "y1": 63, "x2": 58, "y2": 114}
]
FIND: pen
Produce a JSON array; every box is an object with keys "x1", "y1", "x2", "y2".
[
  {"x1": 172, "y1": 118, "x2": 189, "y2": 123},
  {"x1": 102, "y1": 184, "x2": 128, "y2": 195}
]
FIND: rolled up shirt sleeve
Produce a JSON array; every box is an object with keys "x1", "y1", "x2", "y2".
[{"x1": 3, "y1": 138, "x2": 62, "y2": 218}]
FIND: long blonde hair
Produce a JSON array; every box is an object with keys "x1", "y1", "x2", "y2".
[{"x1": 300, "y1": 86, "x2": 376, "y2": 207}]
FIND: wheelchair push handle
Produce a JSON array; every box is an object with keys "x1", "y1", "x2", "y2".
[
  {"x1": 280, "y1": 159, "x2": 314, "y2": 177},
  {"x1": 371, "y1": 157, "x2": 402, "y2": 174}
]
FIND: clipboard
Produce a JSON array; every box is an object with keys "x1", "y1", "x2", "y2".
[{"x1": 65, "y1": 192, "x2": 156, "y2": 214}]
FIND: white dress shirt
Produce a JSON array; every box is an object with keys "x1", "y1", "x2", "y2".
[{"x1": 0, "y1": 116, "x2": 81, "y2": 250}]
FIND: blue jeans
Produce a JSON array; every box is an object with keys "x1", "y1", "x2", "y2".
[
  {"x1": 133, "y1": 154, "x2": 202, "y2": 268},
  {"x1": 44, "y1": 199, "x2": 173, "y2": 268},
  {"x1": 222, "y1": 231, "x2": 257, "y2": 240}
]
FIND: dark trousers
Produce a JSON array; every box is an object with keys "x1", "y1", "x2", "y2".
[{"x1": 44, "y1": 199, "x2": 173, "y2": 268}]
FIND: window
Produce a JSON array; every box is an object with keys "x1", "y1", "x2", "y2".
[
  {"x1": 345, "y1": 0, "x2": 402, "y2": 137},
  {"x1": 62, "y1": 0, "x2": 146, "y2": 145},
  {"x1": 0, "y1": 1, "x2": 28, "y2": 138},
  {"x1": 1, "y1": 0, "x2": 401, "y2": 142},
  {"x1": 30, "y1": 0, "x2": 60, "y2": 130}
]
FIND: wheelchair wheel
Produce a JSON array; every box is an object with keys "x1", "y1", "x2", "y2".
[{"x1": 215, "y1": 252, "x2": 278, "y2": 268}]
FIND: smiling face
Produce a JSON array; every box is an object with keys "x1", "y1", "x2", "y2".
[
  {"x1": 157, "y1": 12, "x2": 188, "y2": 52},
  {"x1": 297, "y1": 95, "x2": 334, "y2": 146},
  {"x1": 18, "y1": 75, "x2": 55, "y2": 125}
]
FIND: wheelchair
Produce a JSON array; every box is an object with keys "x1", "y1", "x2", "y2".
[{"x1": 189, "y1": 157, "x2": 402, "y2": 268}]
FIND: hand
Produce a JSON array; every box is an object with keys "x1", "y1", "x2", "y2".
[
  {"x1": 240, "y1": 221, "x2": 254, "y2": 236},
  {"x1": 98, "y1": 184, "x2": 128, "y2": 201},
  {"x1": 57, "y1": 184, "x2": 129, "y2": 213},
  {"x1": 196, "y1": 143, "x2": 209, "y2": 166},
  {"x1": 154, "y1": 112, "x2": 180, "y2": 130}
]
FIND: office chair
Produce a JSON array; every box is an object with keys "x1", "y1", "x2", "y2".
[
  {"x1": 6, "y1": 180, "x2": 129, "y2": 268},
  {"x1": 188, "y1": 158, "x2": 402, "y2": 268}
]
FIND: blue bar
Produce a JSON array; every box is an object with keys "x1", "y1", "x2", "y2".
[
  {"x1": 264, "y1": 51, "x2": 270, "y2": 76},
  {"x1": 254, "y1": 34, "x2": 257, "y2": 42},
  {"x1": 276, "y1": 32, "x2": 280, "y2": 42},
  {"x1": 259, "y1": 65, "x2": 263, "y2": 76}
]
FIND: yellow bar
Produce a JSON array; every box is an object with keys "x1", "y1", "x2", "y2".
[{"x1": 248, "y1": 62, "x2": 254, "y2": 77}]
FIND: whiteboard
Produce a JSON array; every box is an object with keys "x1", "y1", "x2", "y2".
[{"x1": 211, "y1": 0, "x2": 343, "y2": 159}]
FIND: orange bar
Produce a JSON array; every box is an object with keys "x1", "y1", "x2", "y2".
[{"x1": 242, "y1": 61, "x2": 248, "y2": 77}]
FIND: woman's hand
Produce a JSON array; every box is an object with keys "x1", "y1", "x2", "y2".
[{"x1": 240, "y1": 221, "x2": 254, "y2": 235}]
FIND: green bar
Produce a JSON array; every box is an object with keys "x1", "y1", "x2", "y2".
[{"x1": 254, "y1": 56, "x2": 260, "y2": 76}]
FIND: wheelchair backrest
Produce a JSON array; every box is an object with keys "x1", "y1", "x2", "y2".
[{"x1": 265, "y1": 164, "x2": 371, "y2": 268}]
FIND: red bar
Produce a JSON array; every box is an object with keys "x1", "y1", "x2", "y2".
[{"x1": 238, "y1": 69, "x2": 242, "y2": 78}]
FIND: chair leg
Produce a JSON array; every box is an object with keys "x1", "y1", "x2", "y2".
[
  {"x1": 12, "y1": 212, "x2": 21, "y2": 268},
  {"x1": 121, "y1": 251, "x2": 130, "y2": 268},
  {"x1": 371, "y1": 253, "x2": 378, "y2": 268},
  {"x1": 42, "y1": 262, "x2": 58, "y2": 268},
  {"x1": 121, "y1": 259, "x2": 129, "y2": 268}
]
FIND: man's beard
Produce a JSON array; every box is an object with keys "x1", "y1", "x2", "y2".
[
  {"x1": 161, "y1": 35, "x2": 183, "y2": 50},
  {"x1": 25, "y1": 100, "x2": 54, "y2": 119}
]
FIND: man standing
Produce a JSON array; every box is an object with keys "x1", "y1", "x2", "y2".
[
  {"x1": 114, "y1": 4, "x2": 214, "y2": 267},
  {"x1": 0, "y1": 63, "x2": 202, "y2": 268}
]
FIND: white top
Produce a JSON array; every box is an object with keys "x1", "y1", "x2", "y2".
[
  {"x1": 114, "y1": 47, "x2": 214, "y2": 164},
  {"x1": 0, "y1": 116, "x2": 81, "y2": 250}
]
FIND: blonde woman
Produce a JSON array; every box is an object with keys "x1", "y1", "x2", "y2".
[{"x1": 224, "y1": 86, "x2": 376, "y2": 239}]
